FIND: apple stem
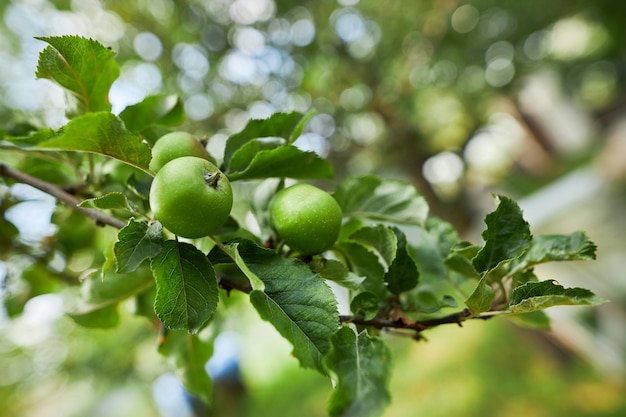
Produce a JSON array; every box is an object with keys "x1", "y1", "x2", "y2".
[{"x1": 204, "y1": 171, "x2": 221, "y2": 188}]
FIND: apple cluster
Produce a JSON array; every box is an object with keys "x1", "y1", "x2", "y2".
[
  {"x1": 148, "y1": 132, "x2": 343, "y2": 255},
  {"x1": 148, "y1": 132, "x2": 233, "y2": 239}
]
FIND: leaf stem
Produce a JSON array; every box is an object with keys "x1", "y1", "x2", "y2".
[{"x1": 0, "y1": 163, "x2": 127, "y2": 229}]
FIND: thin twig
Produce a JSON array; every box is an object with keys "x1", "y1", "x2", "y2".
[
  {"x1": 339, "y1": 309, "x2": 481, "y2": 334},
  {"x1": 0, "y1": 163, "x2": 127, "y2": 229}
]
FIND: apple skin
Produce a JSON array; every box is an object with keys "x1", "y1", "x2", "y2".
[
  {"x1": 149, "y1": 131, "x2": 214, "y2": 173},
  {"x1": 269, "y1": 183, "x2": 343, "y2": 255},
  {"x1": 149, "y1": 156, "x2": 233, "y2": 238}
]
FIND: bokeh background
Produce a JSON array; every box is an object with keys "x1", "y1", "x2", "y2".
[{"x1": 1, "y1": 0, "x2": 625, "y2": 416}]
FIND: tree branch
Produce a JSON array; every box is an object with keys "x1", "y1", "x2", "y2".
[
  {"x1": 339, "y1": 309, "x2": 484, "y2": 335},
  {"x1": 0, "y1": 163, "x2": 127, "y2": 229}
]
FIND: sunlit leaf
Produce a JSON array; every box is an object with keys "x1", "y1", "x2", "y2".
[
  {"x1": 36, "y1": 35, "x2": 119, "y2": 113},
  {"x1": 324, "y1": 326, "x2": 392, "y2": 417},
  {"x1": 222, "y1": 111, "x2": 311, "y2": 170},
  {"x1": 151, "y1": 240, "x2": 219, "y2": 333},
  {"x1": 226, "y1": 145, "x2": 334, "y2": 181},
  {"x1": 334, "y1": 176, "x2": 429, "y2": 225},
  {"x1": 119, "y1": 94, "x2": 185, "y2": 133},
  {"x1": 37, "y1": 112, "x2": 152, "y2": 173}
]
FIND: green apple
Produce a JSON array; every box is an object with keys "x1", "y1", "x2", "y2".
[
  {"x1": 149, "y1": 131, "x2": 215, "y2": 172},
  {"x1": 149, "y1": 156, "x2": 233, "y2": 238},
  {"x1": 269, "y1": 183, "x2": 342, "y2": 255}
]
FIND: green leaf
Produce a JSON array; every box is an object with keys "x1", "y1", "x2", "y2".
[
  {"x1": 37, "y1": 112, "x2": 152, "y2": 173},
  {"x1": 69, "y1": 304, "x2": 120, "y2": 328},
  {"x1": 216, "y1": 240, "x2": 339, "y2": 373},
  {"x1": 509, "y1": 280, "x2": 607, "y2": 313},
  {"x1": 222, "y1": 112, "x2": 310, "y2": 169},
  {"x1": 324, "y1": 326, "x2": 392, "y2": 417},
  {"x1": 36, "y1": 35, "x2": 119, "y2": 113},
  {"x1": 511, "y1": 232, "x2": 597, "y2": 274},
  {"x1": 348, "y1": 225, "x2": 398, "y2": 267},
  {"x1": 79, "y1": 192, "x2": 131, "y2": 210},
  {"x1": 472, "y1": 195, "x2": 531, "y2": 274},
  {"x1": 334, "y1": 176, "x2": 429, "y2": 225},
  {"x1": 403, "y1": 290, "x2": 458, "y2": 314},
  {"x1": 226, "y1": 145, "x2": 334, "y2": 181},
  {"x1": 384, "y1": 228, "x2": 419, "y2": 294},
  {"x1": 114, "y1": 219, "x2": 163, "y2": 273},
  {"x1": 445, "y1": 253, "x2": 481, "y2": 280},
  {"x1": 228, "y1": 137, "x2": 284, "y2": 172},
  {"x1": 159, "y1": 329, "x2": 214, "y2": 405},
  {"x1": 509, "y1": 310, "x2": 551, "y2": 330},
  {"x1": 465, "y1": 277, "x2": 495, "y2": 314},
  {"x1": 119, "y1": 94, "x2": 185, "y2": 133},
  {"x1": 335, "y1": 240, "x2": 387, "y2": 297},
  {"x1": 2, "y1": 128, "x2": 57, "y2": 147},
  {"x1": 309, "y1": 258, "x2": 365, "y2": 290},
  {"x1": 151, "y1": 241, "x2": 219, "y2": 333},
  {"x1": 69, "y1": 269, "x2": 155, "y2": 328},
  {"x1": 350, "y1": 292, "x2": 380, "y2": 320}
]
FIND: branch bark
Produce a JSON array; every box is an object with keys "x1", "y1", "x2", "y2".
[
  {"x1": 0, "y1": 163, "x2": 127, "y2": 229},
  {"x1": 339, "y1": 309, "x2": 483, "y2": 335}
]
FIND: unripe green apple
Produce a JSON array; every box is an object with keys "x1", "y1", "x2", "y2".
[
  {"x1": 149, "y1": 156, "x2": 233, "y2": 238},
  {"x1": 269, "y1": 183, "x2": 343, "y2": 255},
  {"x1": 149, "y1": 131, "x2": 214, "y2": 172}
]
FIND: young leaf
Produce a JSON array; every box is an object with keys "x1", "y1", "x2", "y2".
[
  {"x1": 472, "y1": 195, "x2": 531, "y2": 274},
  {"x1": 226, "y1": 146, "x2": 334, "y2": 181},
  {"x1": 35, "y1": 35, "x2": 119, "y2": 113},
  {"x1": 151, "y1": 241, "x2": 219, "y2": 333},
  {"x1": 37, "y1": 112, "x2": 152, "y2": 173},
  {"x1": 216, "y1": 240, "x2": 339, "y2": 373},
  {"x1": 384, "y1": 228, "x2": 419, "y2": 294},
  {"x1": 465, "y1": 277, "x2": 495, "y2": 314},
  {"x1": 69, "y1": 269, "x2": 155, "y2": 328},
  {"x1": 509, "y1": 280, "x2": 607, "y2": 314},
  {"x1": 79, "y1": 192, "x2": 131, "y2": 211},
  {"x1": 158, "y1": 329, "x2": 214, "y2": 405},
  {"x1": 114, "y1": 219, "x2": 163, "y2": 273},
  {"x1": 119, "y1": 94, "x2": 185, "y2": 133},
  {"x1": 334, "y1": 176, "x2": 429, "y2": 225},
  {"x1": 222, "y1": 112, "x2": 310, "y2": 169},
  {"x1": 324, "y1": 326, "x2": 392, "y2": 417}
]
